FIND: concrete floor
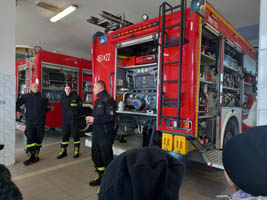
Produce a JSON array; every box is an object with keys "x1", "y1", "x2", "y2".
[{"x1": 8, "y1": 130, "x2": 233, "y2": 200}]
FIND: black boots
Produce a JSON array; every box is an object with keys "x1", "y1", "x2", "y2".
[
  {"x1": 89, "y1": 168, "x2": 105, "y2": 186},
  {"x1": 57, "y1": 142, "x2": 80, "y2": 159},
  {"x1": 57, "y1": 146, "x2": 67, "y2": 159},
  {"x1": 57, "y1": 143, "x2": 68, "y2": 159},
  {"x1": 119, "y1": 135, "x2": 127, "y2": 143},
  {"x1": 89, "y1": 176, "x2": 101, "y2": 186},
  {"x1": 23, "y1": 148, "x2": 39, "y2": 165},
  {"x1": 73, "y1": 144, "x2": 80, "y2": 158},
  {"x1": 34, "y1": 146, "x2": 41, "y2": 162}
]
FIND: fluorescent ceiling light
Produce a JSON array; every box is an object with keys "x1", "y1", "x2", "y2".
[{"x1": 50, "y1": 5, "x2": 77, "y2": 22}]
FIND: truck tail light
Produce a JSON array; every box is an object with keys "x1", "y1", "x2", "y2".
[
  {"x1": 169, "y1": 120, "x2": 177, "y2": 128},
  {"x1": 165, "y1": 119, "x2": 192, "y2": 131},
  {"x1": 180, "y1": 121, "x2": 192, "y2": 130}
]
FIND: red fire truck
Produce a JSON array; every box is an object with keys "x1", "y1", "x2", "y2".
[
  {"x1": 16, "y1": 50, "x2": 93, "y2": 131},
  {"x1": 90, "y1": 1, "x2": 257, "y2": 168}
]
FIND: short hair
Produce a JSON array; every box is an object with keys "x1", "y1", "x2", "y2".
[
  {"x1": 96, "y1": 80, "x2": 106, "y2": 89},
  {"x1": 64, "y1": 83, "x2": 72, "y2": 89},
  {"x1": 31, "y1": 83, "x2": 39, "y2": 87}
]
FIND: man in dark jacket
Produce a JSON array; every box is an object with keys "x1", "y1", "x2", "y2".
[
  {"x1": 57, "y1": 83, "x2": 82, "y2": 159},
  {"x1": 16, "y1": 83, "x2": 50, "y2": 165},
  {"x1": 86, "y1": 80, "x2": 116, "y2": 186}
]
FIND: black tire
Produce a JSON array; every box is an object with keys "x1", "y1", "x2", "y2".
[
  {"x1": 223, "y1": 120, "x2": 238, "y2": 147},
  {"x1": 79, "y1": 106, "x2": 93, "y2": 137},
  {"x1": 79, "y1": 117, "x2": 92, "y2": 137},
  {"x1": 147, "y1": 131, "x2": 162, "y2": 147}
]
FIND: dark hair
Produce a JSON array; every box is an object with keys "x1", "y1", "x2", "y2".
[
  {"x1": 96, "y1": 80, "x2": 106, "y2": 89},
  {"x1": 64, "y1": 83, "x2": 72, "y2": 89}
]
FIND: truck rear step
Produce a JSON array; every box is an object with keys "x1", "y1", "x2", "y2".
[{"x1": 202, "y1": 149, "x2": 224, "y2": 170}]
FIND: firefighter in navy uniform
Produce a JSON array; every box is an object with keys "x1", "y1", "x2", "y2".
[
  {"x1": 16, "y1": 83, "x2": 50, "y2": 165},
  {"x1": 57, "y1": 83, "x2": 82, "y2": 159},
  {"x1": 86, "y1": 80, "x2": 117, "y2": 186}
]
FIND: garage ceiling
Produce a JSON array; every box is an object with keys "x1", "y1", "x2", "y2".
[{"x1": 16, "y1": 0, "x2": 260, "y2": 59}]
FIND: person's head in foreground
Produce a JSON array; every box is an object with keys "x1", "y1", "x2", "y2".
[
  {"x1": 223, "y1": 125, "x2": 267, "y2": 199},
  {"x1": 98, "y1": 146, "x2": 185, "y2": 200}
]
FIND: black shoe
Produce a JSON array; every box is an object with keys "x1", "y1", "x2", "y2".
[
  {"x1": 23, "y1": 157, "x2": 36, "y2": 165},
  {"x1": 119, "y1": 136, "x2": 127, "y2": 143},
  {"x1": 33, "y1": 157, "x2": 40, "y2": 163},
  {"x1": 89, "y1": 177, "x2": 101, "y2": 186},
  {"x1": 73, "y1": 146, "x2": 79, "y2": 158},
  {"x1": 73, "y1": 153, "x2": 79, "y2": 158},
  {"x1": 57, "y1": 151, "x2": 67, "y2": 159}
]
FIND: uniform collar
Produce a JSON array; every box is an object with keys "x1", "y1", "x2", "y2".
[
  {"x1": 30, "y1": 91, "x2": 40, "y2": 96},
  {"x1": 96, "y1": 90, "x2": 107, "y2": 98},
  {"x1": 63, "y1": 92, "x2": 73, "y2": 97}
]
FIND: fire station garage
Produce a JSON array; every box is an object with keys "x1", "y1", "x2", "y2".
[{"x1": 0, "y1": 0, "x2": 266, "y2": 199}]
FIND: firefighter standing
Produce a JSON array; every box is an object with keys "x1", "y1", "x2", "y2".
[
  {"x1": 86, "y1": 80, "x2": 116, "y2": 186},
  {"x1": 16, "y1": 83, "x2": 50, "y2": 165},
  {"x1": 57, "y1": 84, "x2": 82, "y2": 159}
]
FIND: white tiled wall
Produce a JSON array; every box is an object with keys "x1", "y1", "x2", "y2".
[
  {"x1": 257, "y1": 0, "x2": 267, "y2": 125},
  {"x1": 0, "y1": 73, "x2": 16, "y2": 165},
  {"x1": 0, "y1": 1, "x2": 16, "y2": 166},
  {"x1": 258, "y1": 111, "x2": 267, "y2": 126}
]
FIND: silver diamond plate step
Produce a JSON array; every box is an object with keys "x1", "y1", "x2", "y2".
[{"x1": 202, "y1": 149, "x2": 224, "y2": 170}]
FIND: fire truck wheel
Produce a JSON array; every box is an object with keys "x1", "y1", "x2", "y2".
[
  {"x1": 78, "y1": 117, "x2": 91, "y2": 137},
  {"x1": 152, "y1": 131, "x2": 162, "y2": 147},
  {"x1": 79, "y1": 107, "x2": 93, "y2": 136},
  {"x1": 223, "y1": 120, "x2": 238, "y2": 147},
  {"x1": 79, "y1": 120, "x2": 92, "y2": 137}
]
